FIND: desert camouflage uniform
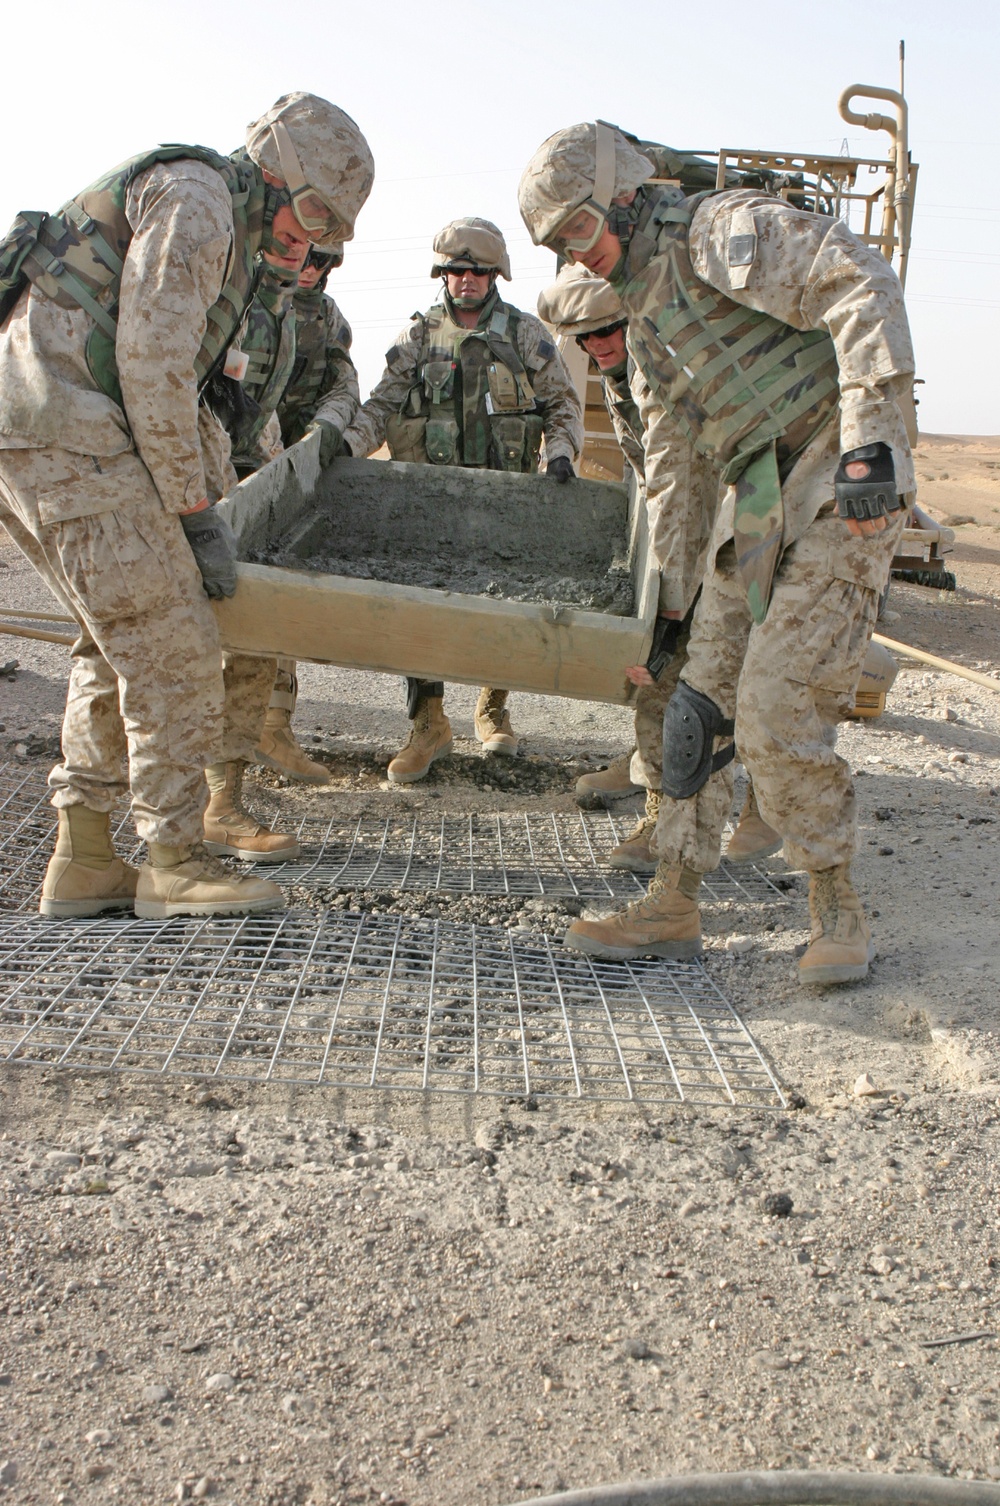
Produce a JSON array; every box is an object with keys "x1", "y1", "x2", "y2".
[
  {"x1": 344, "y1": 288, "x2": 581, "y2": 466},
  {"x1": 0, "y1": 159, "x2": 270, "y2": 844},
  {"x1": 279, "y1": 288, "x2": 359, "y2": 446},
  {"x1": 614, "y1": 188, "x2": 914, "y2": 872}
]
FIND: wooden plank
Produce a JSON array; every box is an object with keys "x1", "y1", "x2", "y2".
[{"x1": 213, "y1": 564, "x2": 650, "y2": 705}]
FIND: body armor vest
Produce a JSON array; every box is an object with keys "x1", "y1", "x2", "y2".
[
  {"x1": 278, "y1": 287, "x2": 347, "y2": 446},
  {"x1": 602, "y1": 362, "x2": 643, "y2": 455},
  {"x1": 618, "y1": 188, "x2": 839, "y2": 480},
  {"x1": 385, "y1": 292, "x2": 544, "y2": 472},
  {"x1": 228, "y1": 271, "x2": 297, "y2": 468},
  {"x1": 0, "y1": 144, "x2": 266, "y2": 409}
]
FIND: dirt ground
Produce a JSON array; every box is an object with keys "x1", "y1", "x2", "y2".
[{"x1": 1, "y1": 432, "x2": 999, "y2": 1506}]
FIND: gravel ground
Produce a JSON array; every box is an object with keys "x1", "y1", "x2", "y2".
[{"x1": 1, "y1": 433, "x2": 999, "y2": 1505}]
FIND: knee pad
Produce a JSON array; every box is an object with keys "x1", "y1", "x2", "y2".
[{"x1": 662, "y1": 682, "x2": 736, "y2": 799}]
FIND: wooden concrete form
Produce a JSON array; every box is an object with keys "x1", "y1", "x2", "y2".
[{"x1": 214, "y1": 433, "x2": 658, "y2": 706}]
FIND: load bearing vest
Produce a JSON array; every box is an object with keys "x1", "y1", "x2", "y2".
[
  {"x1": 1, "y1": 144, "x2": 266, "y2": 407},
  {"x1": 621, "y1": 189, "x2": 840, "y2": 480},
  {"x1": 280, "y1": 286, "x2": 333, "y2": 436},
  {"x1": 385, "y1": 297, "x2": 544, "y2": 472},
  {"x1": 230, "y1": 273, "x2": 298, "y2": 460}
]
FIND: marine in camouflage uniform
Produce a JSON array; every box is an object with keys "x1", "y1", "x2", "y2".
[
  {"x1": 343, "y1": 218, "x2": 582, "y2": 784},
  {"x1": 520, "y1": 122, "x2": 914, "y2": 986},
  {"x1": 0, "y1": 93, "x2": 374, "y2": 918},
  {"x1": 538, "y1": 264, "x2": 781, "y2": 874}
]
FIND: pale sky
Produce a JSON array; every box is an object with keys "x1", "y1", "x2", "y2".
[{"x1": 4, "y1": 0, "x2": 997, "y2": 435}]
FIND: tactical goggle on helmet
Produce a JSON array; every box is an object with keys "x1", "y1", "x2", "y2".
[
  {"x1": 271, "y1": 119, "x2": 352, "y2": 242},
  {"x1": 545, "y1": 121, "x2": 618, "y2": 256}
]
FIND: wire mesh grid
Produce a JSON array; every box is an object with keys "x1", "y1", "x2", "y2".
[
  {"x1": 0, "y1": 767, "x2": 792, "y2": 911},
  {"x1": 0, "y1": 909, "x2": 785, "y2": 1107}
]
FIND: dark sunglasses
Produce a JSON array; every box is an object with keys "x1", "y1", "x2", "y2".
[
  {"x1": 576, "y1": 320, "x2": 627, "y2": 348},
  {"x1": 442, "y1": 264, "x2": 492, "y2": 277}
]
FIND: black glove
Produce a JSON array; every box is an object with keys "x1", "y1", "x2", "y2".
[
  {"x1": 201, "y1": 372, "x2": 261, "y2": 455},
  {"x1": 546, "y1": 455, "x2": 574, "y2": 483},
  {"x1": 834, "y1": 442, "x2": 904, "y2": 522},
  {"x1": 308, "y1": 419, "x2": 346, "y2": 470},
  {"x1": 179, "y1": 507, "x2": 238, "y2": 600},
  {"x1": 647, "y1": 615, "x2": 684, "y2": 681}
]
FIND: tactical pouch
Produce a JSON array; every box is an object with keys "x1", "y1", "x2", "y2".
[
  {"x1": 422, "y1": 359, "x2": 456, "y2": 405},
  {"x1": 385, "y1": 414, "x2": 430, "y2": 464},
  {"x1": 425, "y1": 416, "x2": 460, "y2": 465},
  {"x1": 523, "y1": 414, "x2": 544, "y2": 472},
  {"x1": 490, "y1": 415, "x2": 527, "y2": 471},
  {"x1": 202, "y1": 372, "x2": 262, "y2": 455},
  {"x1": 487, "y1": 361, "x2": 522, "y2": 413},
  {"x1": 0, "y1": 213, "x2": 45, "y2": 324}
]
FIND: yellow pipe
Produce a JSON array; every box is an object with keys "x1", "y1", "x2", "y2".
[
  {"x1": 0, "y1": 621, "x2": 75, "y2": 647},
  {"x1": 873, "y1": 633, "x2": 1000, "y2": 694}
]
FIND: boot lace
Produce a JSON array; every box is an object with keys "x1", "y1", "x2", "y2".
[{"x1": 186, "y1": 842, "x2": 246, "y2": 882}]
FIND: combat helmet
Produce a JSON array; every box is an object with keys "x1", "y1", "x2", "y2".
[
  {"x1": 518, "y1": 121, "x2": 653, "y2": 249},
  {"x1": 245, "y1": 92, "x2": 374, "y2": 249},
  {"x1": 537, "y1": 263, "x2": 625, "y2": 338},
  {"x1": 431, "y1": 217, "x2": 512, "y2": 279}
]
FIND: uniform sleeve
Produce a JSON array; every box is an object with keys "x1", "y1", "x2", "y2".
[
  {"x1": 118, "y1": 161, "x2": 235, "y2": 512},
  {"x1": 518, "y1": 314, "x2": 583, "y2": 465},
  {"x1": 632, "y1": 357, "x2": 719, "y2": 615},
  {"x1": 342, "y1": 319, "x2": 423, "y2": 457},
  {"x1": 689, "y1": 191, "x2": 916, "y2": 491},
  {"x1": 309, "y1": 297, "x2": 361, "y2": 434}
]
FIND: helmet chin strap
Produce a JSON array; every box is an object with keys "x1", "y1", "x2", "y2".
[{"x1": 261, "y1": 180, "x2": 294, "y2": 258}]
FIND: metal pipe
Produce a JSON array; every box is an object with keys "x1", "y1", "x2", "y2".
[
  {"x1": 838, "y1": 84, "x2": 912, "y2": 285},
  {"x1": 509, "y1": 1468, "x2": 1000, "y2": 1506}
]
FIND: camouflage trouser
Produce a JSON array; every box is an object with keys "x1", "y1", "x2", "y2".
[
  {"x1": 0, "y1": 445, "x2": 271, "y2": 845},
  {"x1": 221, "y1": 654, "x2": 279, "y2": 757},
  {"x1": 629, "y1": 624, "x2": 689, "y2": 790},
  {"x1": 660, "y1": 506, "x2": 904, "y2": 874}
]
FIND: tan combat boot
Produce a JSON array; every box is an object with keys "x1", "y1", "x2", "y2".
[
  {"x1": 798, "y1": 863, "x2": 875, "y2": 987},
  {"x1": 609, "y1": 790, "x2": 662, "y2": 874},
  {"x1": 575, "y1": 752, "x2": 643, "y2": 809},
  {"x1": 203, "y1": 761, "x2": 300, "y2": 862},
  {"x1": 726, "y1": 782, "x2": 782, "y2": 864},
  {"x1": 562, "y1": 861, "x2": 703, "y2": 961},
  {"x1": 39, "y1": 806, "x2": 138, "y2": 919},
  {"x1": 135, "y1": 843, "x2": 284, "y2": 919},
  {"x1": 474, "y1": 687, "x2": 518, "y2": 757},
  {"x1": 255, "y1": 707, "x2": 328, "y2": 784},
  {"x1": 387, "y1": 696, "x2": 453, "y2": 784}
]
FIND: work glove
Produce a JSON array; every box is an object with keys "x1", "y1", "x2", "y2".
[
  {"x1": 834, "y1": 442, "x2": 904, "y2": 522},
  {"x1": 545, "y1": 455, "x2": 574, "y2": 483},
  {"x1": 179, "y1": 506, "x2": 238, "y2": 600},
  {"x1": 307, "y1": 419, "x2": 346, "y2": 470}
]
